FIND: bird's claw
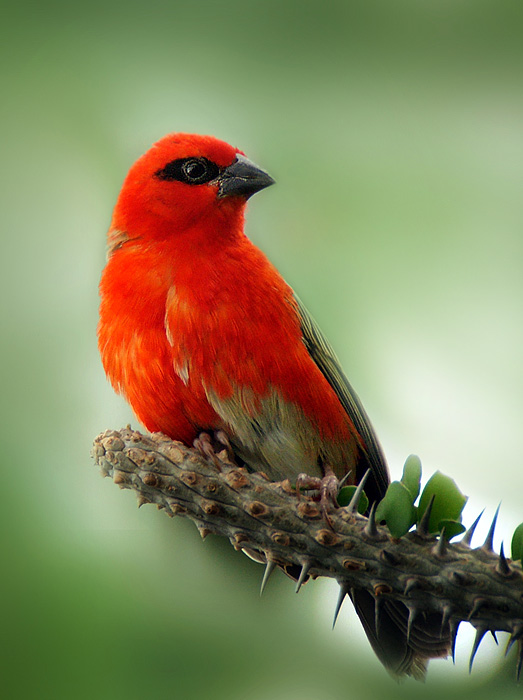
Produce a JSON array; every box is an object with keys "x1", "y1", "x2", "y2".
[
  {"x1": 194, "y1": 432, "x2": 222, "y2": 470},
  {"x1": 214, "y1": 430, "x2": 237, "y2": 465},
  {"x1": 193, "y1": 430, "x2": 238, "y2": 470},
  {"x1": 296, "y1": 469, "x2": 340, "y2": 529}
]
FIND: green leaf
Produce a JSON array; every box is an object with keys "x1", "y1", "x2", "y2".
[
  {"x1": 375, "y1": 481, "x2": 417, "y2": 538},
  {"x1": 511, "y1": 523, "x2": 523, "y2": 562},
  {"x1": 418, "y1": 471, "x2": 467, "y2": 534},
  {"x1": 337, "y1": 485, "x2": 369, "y2": 514},
  {"x1": 438, "y1": 520, "x2": 466, "y2": 541},
  {"x1": 401, "y1": 454, "x2": 422, "y2": 501}
]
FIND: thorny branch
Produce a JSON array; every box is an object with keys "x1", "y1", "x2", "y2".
[{"x1": 92, "y1": 427, "x2": 523, "y2": 678}]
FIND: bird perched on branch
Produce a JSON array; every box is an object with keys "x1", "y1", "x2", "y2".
[{"x1": 98, "y1": 133, "x2": 448, "y2": 678}]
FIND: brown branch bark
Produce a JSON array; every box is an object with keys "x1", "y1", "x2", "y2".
[{"x1": 92, "y1": 426, "x2": 523, "y2": 678}]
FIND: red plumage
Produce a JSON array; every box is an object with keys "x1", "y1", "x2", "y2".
[{"x1": 99, "y1": 133, "x2": 384, "y2": 486}]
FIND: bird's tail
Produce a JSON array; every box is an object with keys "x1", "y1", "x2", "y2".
[{"x1": 350, "y1": 588, "x2": 451, "y2": 679}]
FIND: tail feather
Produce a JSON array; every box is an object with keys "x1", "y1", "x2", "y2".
[{"x1": 350, "y1": 589, "x2": 450, "y2": 679}]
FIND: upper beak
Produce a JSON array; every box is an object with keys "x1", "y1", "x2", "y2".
[{"x1": 217, "y1": 154, "x2": 275, "y2": 199}]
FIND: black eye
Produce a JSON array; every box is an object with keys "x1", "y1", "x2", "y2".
[
  {"x1": 155, "y1": 157, "x2": 220, "y2": 185},
  {"x1": 182, "y1": 159, "x2": 208, "y2": 182}
]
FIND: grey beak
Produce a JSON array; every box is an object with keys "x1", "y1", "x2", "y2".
[{"x1": 217, "y1": 154, "x2": 275, "y2": 199}]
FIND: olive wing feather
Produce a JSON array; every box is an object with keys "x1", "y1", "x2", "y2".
[{"x1": 293, "y1": 293, "x2": 389, "y2": 501}]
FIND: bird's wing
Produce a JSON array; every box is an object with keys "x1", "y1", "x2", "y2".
[
  {"x1": 293, "y1": 293, "x2": 389, "y2": 502},
  {"x1": 294, "y1": 295, "x2": 452, "y2": 677}
]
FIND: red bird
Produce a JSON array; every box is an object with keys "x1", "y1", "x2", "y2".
[{"x1": 98, "y1": 133, "x2": 445, "y2": 677}]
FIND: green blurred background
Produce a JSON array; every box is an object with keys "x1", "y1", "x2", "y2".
[{"x1": 2, "y1": 0, "x2": 522, "y2": 697}]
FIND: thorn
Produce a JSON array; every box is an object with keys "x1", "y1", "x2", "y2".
[
  {"x1": 381, "y1": 549, "x2": 401, "y2": 566},
  {"x1": 198, "y1": 526, "x2": 211, "y2": 540},
  {"x1": 433, "y1": 528, "x2": 447, "y2": 558},
  {"x1": 468, "y1": 598, "x2": 487, "y2": 620},
  {"x1": 332, "y1": 584, "x2": 349, "y2": 629},
  {"x1": 506, "y1": 624, "x2": 523, "y2": 657},
  {"x1": 364, "y1": 501, "x2": 378, "y2": 538},
  {"x1": 346, "y1": 469, "x2": 370, "y2": 514},
  {"x1": 137, "y1": 494, "x2": 150, "y2": 508},
  {"x1": 451, "y1": 570, "x2": 475, "y2": 586},
  {"x1": 482, "y1": 503, "x2": 501, "y2": 552},
  {"x1": 260, "y1": 559, "x2": 276, "y2": 596},
  {"x1": 404, "y1": 577, "x2": 419, "y2": 595},
  {"x1": 461, "y1": 510, "x2": 484, "y2": 546},
  {"x1": 416, "y1": 494, "x2": 436, "y2": 536},
  {"x1": 295, "y1": 560, "x2": 311, "y2": 593},
  {"x1": 406, "y1": 605, "x2": 419, "y2": 643},
  {"x1": 450, "y1": 619, "x2": 461, "y2": 663},
  {"x1": 496, "y1": 542, "x2": 511, "y2": 576},
  {"x1": 469, "y1": 627, "x2": 487, "y2": 672},
  {"x1": 506, "y1": 636, "x2": 517, "y2": 657},
  {"x1": 338, "y1": 470, "x2": 353, "y2": 489},
  {"x1": 440, "y1": 606, "x2": 452, "y2": 638}
]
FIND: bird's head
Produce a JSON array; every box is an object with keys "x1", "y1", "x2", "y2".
[{"x1": 110, "y1": 133, "x2": 275, "y2": 244}]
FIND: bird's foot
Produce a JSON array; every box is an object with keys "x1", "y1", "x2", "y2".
[
  {"x1": 193, "y1": 430, "x2": 237, "y2": 470},
  {"x1": 214, "y1": 430, "x2": 237, "y2": 465},
  {"x1": 296, "y1": 468, "x2": 340, "y2": 529}
]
